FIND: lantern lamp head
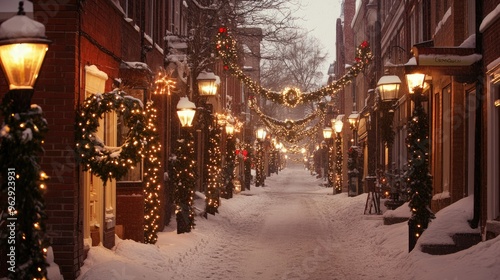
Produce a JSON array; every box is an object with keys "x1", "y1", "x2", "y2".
[
  {"x1": 405, "y1": 73, "x2": 426, "y2": 94},
  {"x1": 377, "y1": 75, "x2": 401, "y2": 101},
  {"x1": 323, "y1": 127, "x2": 333, "y2": 139},
  {"x1": 197, "y1": 70, "x2": 218, "y2": 96},
  {"x1": 0, "y1": 3, "x2": 51, "y2": 90},
  {"x1": 334, "y1": 120, "x2": 344, "y2": 133},
  {"x1": 176, "y1": 97, "x2": 196, "y2": 127}
]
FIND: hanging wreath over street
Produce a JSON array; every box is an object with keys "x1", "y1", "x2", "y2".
[
  {"x1": 216, "y1": 27, "x2": 373, "y2": 107},
  {"x1": 75, "y1": 89, "x2": 147, "y2": 184}
]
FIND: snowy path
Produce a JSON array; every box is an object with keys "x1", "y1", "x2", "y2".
[
  {"x1": 78, "y1": 163, "x2": 500, "y2": 280},
  {"x1": 156, "y1": 164, "x2": 399, "y2": 280}
]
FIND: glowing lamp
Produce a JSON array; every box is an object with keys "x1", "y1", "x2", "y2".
[
  {"x1": 323, "y1": 127, "x2": 333, "y2": 139},
  {"x1": 256, "y1": 128, "x2": 266, "y2": 141},
  {"x1": 225, "y1": 123, "x2": 234, "y2": 135},
  {"x1": 377, "y1": 75, "x2": 401, "y2": 101},
  {"x1": 176, "y1": 97, "x2": 196, "y2": 127},
  {"x1": 405, "y1": 73, "x2": 426, "y2": 94},
  {"x1": 0, "y1": 7, "x2": 51, "y2": 90},
  {"x1": 197, "y1": 70, "x2": 218, "y2": 96},
  {"x1": 334, "y1": 120, "x2": 344, "y2": 133},
  {"x1": 347, "y1": 113, "x2": 359, "y2": 130}
]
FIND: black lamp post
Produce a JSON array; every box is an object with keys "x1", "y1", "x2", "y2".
[
  {"x1": 172, "y1": 96, "x2": 197, "y2": 233},
  {"x1": 405, "y1": 72, "x2": 434, "y2": 252},
  {"x1": 0, "y1": 3, "x2": 51, "y2": 278}
]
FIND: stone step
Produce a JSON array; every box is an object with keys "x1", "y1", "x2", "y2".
[{"x1": 421, "y1": 232, "x2": 481, "y2": 255}]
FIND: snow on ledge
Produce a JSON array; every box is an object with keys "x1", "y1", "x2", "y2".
[{"x1": 480, "y1": 4, "x2": 500, "y2": 33}]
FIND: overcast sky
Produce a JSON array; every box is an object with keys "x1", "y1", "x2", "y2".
[{"x1": 294, "y1": 0, "x2": 343, "y2": 76}]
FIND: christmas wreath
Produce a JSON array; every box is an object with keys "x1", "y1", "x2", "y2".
[{"x1": 75, "y1": 90, "x2": 147, "y2": 184}]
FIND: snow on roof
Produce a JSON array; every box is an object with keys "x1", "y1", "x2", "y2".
[
  {"x1": 122, "y1": 61, "x2": 151, "y2": 71},
  {"x1": 0, "y1": 14, "x2": 46, "y2": 39}
]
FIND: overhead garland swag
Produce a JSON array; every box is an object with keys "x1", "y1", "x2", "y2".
[
  {"x1": 248, "y1": 98, "x2": 326, "y2": 143},
  {"x1": 216, "y1": 27, "x2": 373, "y2": 107},
  {"x1": 75, "y1": 89, "x2": 147, "y2": 184}
]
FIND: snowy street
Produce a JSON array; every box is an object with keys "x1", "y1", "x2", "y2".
[{"x1": 78, "y1": 163, "x2": 500, "y2": 280}]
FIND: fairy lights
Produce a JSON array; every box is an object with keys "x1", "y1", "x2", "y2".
[
  {"x1": 75, "y1": 89, "x2": 147, "y2": 184},
  {"x1": 216, "y1": 28, "x2": 373, "y2": 107},
  {"x1": 143, "y1": 101, "x2": 161, "y2": 244}
]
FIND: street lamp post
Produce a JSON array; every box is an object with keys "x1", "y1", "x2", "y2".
[
  {"x1": 334, "y1": 119, "x2": 344, "y2": 194},
  {"x1": 173, "y1": 97, "x2": 197, "y2": 233},
  {"x1": 0, "y1": 3, "x2": 51, "y2": 278},
  {"x1": 255, "y1": 127, "x2": 267, "y2": 187},
  {"x1": 405, "y1": 72, "x2": 434, "y2": 252},
  {"x1": 323, "y1": 127, "x2": 333, "y2": 188}
]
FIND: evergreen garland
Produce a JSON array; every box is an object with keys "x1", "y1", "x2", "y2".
[
  {"x1": 205, "y1": 124, "x2": 222, "y2": 215},
  {"x1": 75, "y1": 90, "x2": 147, "y2": 184},
  {"x1": 222, "y1": 135, "x2": 236, "y2": 199},
  {"x1": 216, "y1": 28, "x2": 373, "y2": 107},
  {"x1": 170, "y1": 132, "x2": 197, "y2": 234},
  {"x1": 334, "y1": 135, "x2": 343, "y2": 193},
  {"x1": 406, "y1": 95, "x2": 434, "y2": 245},
  {"x1": 143, "y1": 101, "x2": 161, "y2": 244},
  {"x1": 0, "y1": 101, "x2": 49, "y2": 279}
]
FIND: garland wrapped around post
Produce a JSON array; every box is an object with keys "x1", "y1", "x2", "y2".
[
  {"x1": 169, "y1": 131, "x2": 197, "y2": 234},
  {"x1": 222, "y1": 135, "x2": 236, "y2": 199},
  {"x1": 334, "y1": 134, "x2": 343, "y2": 194},
  {"x1": 205, "y1": 123, "x2": 222, "y2": 215},
  {"x1": 406, "y1": 90, "x2": 434, "y2": 251},
  {"x1": 143, "y1": 101, "x2": 161, "y2": 244},
  {"x1": 0, "y1": 101, "x2": 49, "y2": 279}
]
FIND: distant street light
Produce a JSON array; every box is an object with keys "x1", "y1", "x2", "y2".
[{"x1": 197, "y1": 70, "x2": 218, "y2": 96}]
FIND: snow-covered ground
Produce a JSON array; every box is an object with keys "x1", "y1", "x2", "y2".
[{"x1": 77, "y1": 164, "x2": 500, "y2": 280}]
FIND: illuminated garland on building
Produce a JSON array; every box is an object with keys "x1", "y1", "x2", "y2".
[
  {"x1": 75, "y1": 90, "x2": 147, "y2": 184},
  {"x1": 249, "y1": 99, "x2": 326, "y2": 143},
  {"x1": 0, "y1": 102, "x2": 50, "y2": 279},
  {"x1": 143, "y1": 101, "x2": 161, "y2": 244},
  {"x1": 170, "y1": 132, "x2": 197, "y2": 234},
  {"x1": 205, "y1": 124, "x2": 222, "y2": 215},
  {"x1": 216, "y1": 27, "x2": 373, "y2": 107}
]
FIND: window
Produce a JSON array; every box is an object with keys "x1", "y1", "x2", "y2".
[{"x1": 117, "y1": 88, "x2": 145, "y2": 182}]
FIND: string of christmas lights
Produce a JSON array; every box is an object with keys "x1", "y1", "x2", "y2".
[
  {"x1": 216, "y1": 27, "x2": 373, "y2": 107},
  {"x1": 170, "y1": 131, "x2": 197, "y2": 234},
  {"x1": 75, "y1": 89, "x2": 147, "y2": 184},
  {"x1": 406, "y1": 93, "x2": 434, "y2": 248},
  {"x1": 143, "y1": 101, "x2": 162, "y2": 244},
  {"x1": 0, "y1": 102, "x2": 49, "y2": 279},
  {"x1": 205, "y1": 123, "x2": 222, "y2": 215},
  {"x1": 335, "y1": 134, "x2": 343, "y2": 193}
]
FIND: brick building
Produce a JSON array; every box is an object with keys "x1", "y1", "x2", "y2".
[{"x1": 332, "y1": 0, "x2": 500, "y2": 245}]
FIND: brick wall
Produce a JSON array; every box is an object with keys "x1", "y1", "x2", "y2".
[
  {"x1": 116, "y1": 194, "x2": 145, "y2": 243},
  {"x1": 32, "y1": 1, "x2": 82, "y2": 279}
]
